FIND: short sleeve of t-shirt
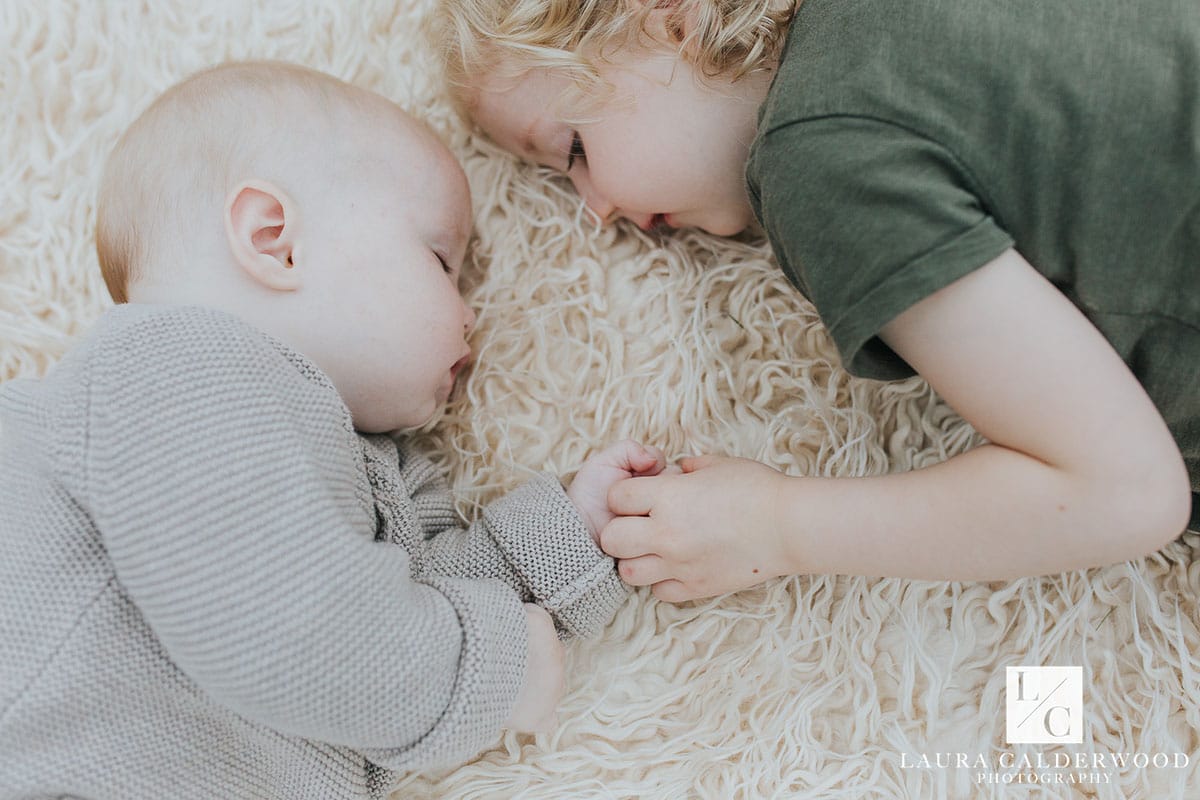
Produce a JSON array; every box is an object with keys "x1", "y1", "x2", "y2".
[{"x1": 748, "y1": 115, "x2": 1014, "y2": 381}]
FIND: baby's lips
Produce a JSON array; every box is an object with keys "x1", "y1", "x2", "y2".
[{"x1": 450, "y1": 352, "x2": 472, "y2": 378}]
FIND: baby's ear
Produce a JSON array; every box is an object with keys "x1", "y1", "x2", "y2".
[{"x1": 224, "y1": 180, "x2": 302, "y2": 291}]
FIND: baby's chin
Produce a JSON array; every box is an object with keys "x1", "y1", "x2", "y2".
[{"x1": 351, "y1": 401, "x2": 438, "y2": 434}]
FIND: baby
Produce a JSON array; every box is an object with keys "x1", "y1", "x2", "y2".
[{"x1": 0, "y1": 61, "x2": 666, "y2": 799}]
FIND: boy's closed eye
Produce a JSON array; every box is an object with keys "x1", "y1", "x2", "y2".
[{"x1": 566, "y1": 132, "x2": 586, "y2": 171}]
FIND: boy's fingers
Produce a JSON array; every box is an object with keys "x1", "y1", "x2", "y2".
[
  {"x1": 651, "y1": 579, "x2": 694, "y2": 603},
  {"x1": 607, "y1": 475, "x2": 656, "y2": 516},
  {"x1": 598, "y1": 516, "x2": 655, "y2": 559},
  {"x1": 679, "y1": 455, "x2": 718, "y2": 473},
  {"x1": 617, "y1": 554, "x2": 670, "y2": 587}
]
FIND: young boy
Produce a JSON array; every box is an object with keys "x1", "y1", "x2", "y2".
[
  {"x1": 434, "y1": 0, "x2": 1198, "y2": 600},
  {"x1": 0, "y1": 61, "x2": 668, "y2": 799}
]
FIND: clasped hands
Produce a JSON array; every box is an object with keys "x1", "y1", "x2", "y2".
[
  {"x1": 566, "y1": 439, "x2": 794, "y2": 603},
  {"x1": 511, "y1": 440, "x2": 794, "y2": 734}
]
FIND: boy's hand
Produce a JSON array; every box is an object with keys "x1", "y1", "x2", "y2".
[
  {"x1": 566, "y1": 439, "x2": 672, "y2": 543},
  {"x1": 504, "y1": 604, "x2": 564, "y2": 733},
  {"x1": 599, "y1": 455, "x2": 792, "y2": 602}
]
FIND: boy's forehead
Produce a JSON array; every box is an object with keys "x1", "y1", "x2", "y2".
[{"x1": 470, "y1": 69, "x2": 563, "y2": 158}]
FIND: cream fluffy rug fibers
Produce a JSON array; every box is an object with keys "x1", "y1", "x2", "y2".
[{"x1": 2, "y1": 1, "x2": 1198, "y2": 798}]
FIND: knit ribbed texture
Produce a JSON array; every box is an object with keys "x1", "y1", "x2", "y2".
[{"x1": 0, "y1": 304, "x2": 630, "y2": 799}]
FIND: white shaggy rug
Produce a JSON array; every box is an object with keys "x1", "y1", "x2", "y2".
[{"x1": 2, "y1": 2, "x2": 1197, "y2": 798}]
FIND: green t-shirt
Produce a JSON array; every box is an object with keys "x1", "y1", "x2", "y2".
[{"x1": 746, "y1": 0, "x2": 1200, "y2": 525}]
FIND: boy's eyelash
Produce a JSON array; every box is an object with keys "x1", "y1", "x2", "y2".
[
  {"x1": 567, "y1": 132, "x2": 586, "y2": 171},
  {"x1": 435, "y1": 253, "x2": 452, "y2": 275}
]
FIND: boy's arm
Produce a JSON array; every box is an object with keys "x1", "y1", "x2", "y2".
[
  {"x1": 397, "y1": 442, "x2": 629, "y2": 639},
  {"x1": 603, "y1": 250, "x2": 1191, "y2": 597},
  {"x1": 82, "y1": 309, "x2": 527, "y2": 770}
]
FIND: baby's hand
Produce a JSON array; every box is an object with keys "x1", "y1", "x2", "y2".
[
  {"x1": 504, "y1": 604, "x2": 564, "y2": 733},
  {"x1": 566, "y1": 439, "x2": 671, "y2": 543}
]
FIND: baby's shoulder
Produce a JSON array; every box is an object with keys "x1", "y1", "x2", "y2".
[
  {"x1": 4, "y1": 304, "x2": 285, "y2": 427},
  {"x1": 96, "y1": 304, "x2": 304, "y2": 376},
  {"x1": 90, "y1": 303, "x2": 277, "y2": 363},
  {"x1": 81, "y1": 304, "x2": 341, "y2": 417}
]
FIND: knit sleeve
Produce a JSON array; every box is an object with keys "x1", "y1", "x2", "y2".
[
  {"x1": 398, "y1": 443, "x2": 630, "y2": 640},
  {"x1": 81, "y1": 306, "x2": 527, "y2": 771}
]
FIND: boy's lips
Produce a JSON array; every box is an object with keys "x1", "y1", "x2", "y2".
[
  {"x1": 450, "y1": 352, "x2": 471, "y2": 379},
  {"x1": 640, "y1": 213, "x2": 675, "y2": 231}
]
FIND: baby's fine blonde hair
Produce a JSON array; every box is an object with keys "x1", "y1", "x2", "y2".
[
  {"x1": 431, "y1": 0, "x2": 797, "y2": 109},
  {"x1": 95, "y1": 61, "x2": 376, "y2": 304}
]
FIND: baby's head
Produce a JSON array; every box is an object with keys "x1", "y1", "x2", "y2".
[
  {"x1": 96, "y1": 61, "x2": 476, "y2": 432},
  {"x1": 432, "y1": 0, "x2": 795, "y2": 235}
]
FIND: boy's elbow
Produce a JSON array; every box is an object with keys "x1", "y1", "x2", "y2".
[
  {"x1": 1109, "y1": 452, "x2": 1192, "y2": 557},
  {"x1": 1151, "y1": 458, "x2": 1194, "y2": 547}
]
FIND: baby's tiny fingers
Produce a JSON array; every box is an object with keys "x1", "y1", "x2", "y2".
[
  {"x1": 599, "y1": 439, "x2": 650, "y2": 471},
  {"x1": 629, "y1": 445, "x2": 668, "y2": 476},
  {"x1": 646, "y1": 445, "x2": 667, "y2": 469}
]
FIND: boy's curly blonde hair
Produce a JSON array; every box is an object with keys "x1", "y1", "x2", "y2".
[{"x1": 431, "y1": 0, "x2": 798, "y2": 108}]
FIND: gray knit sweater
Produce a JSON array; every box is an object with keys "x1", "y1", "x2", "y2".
[{"x1": 0, "y1": 304, "x2": 630, "y2": 799}]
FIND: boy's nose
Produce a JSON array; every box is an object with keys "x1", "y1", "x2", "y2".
[
  {"x1": 585, "y1": 195, "x2": 617, "y2": 225},
  {"x1": 570, "y1": 173, "x2": 617, "y2": 226}
]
